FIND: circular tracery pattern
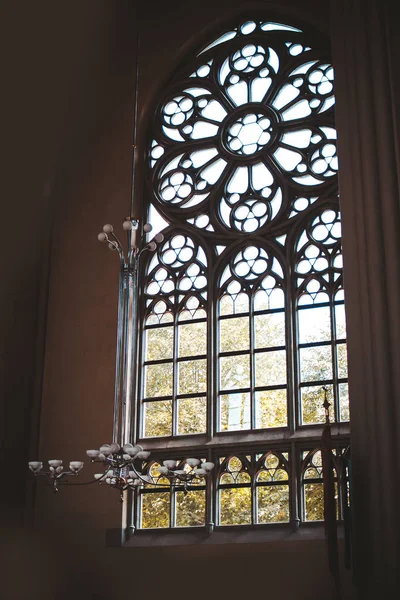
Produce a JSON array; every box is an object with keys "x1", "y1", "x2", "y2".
[
  {"x1": 226, "y1": 113, "x2": 273, "y2": 155},
  {"x1": 148, "y1": 19, "x2": 337, "y2": 237}
]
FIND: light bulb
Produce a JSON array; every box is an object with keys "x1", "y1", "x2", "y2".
[
  {"x1": 154, "y1": 233, "x2": 164, "y2": 243},
  {"x1": 143, "y1": 223, "x2": 152, "y2": 233},
  {"x1": 147, "y1": 241, "x2": 157, "y2": 251},
  {"x1": 108, "y1": 243, "x2": 116, "y2": 251},
  {"x1": 103, "y1": 224, "x2": 113, "y2": 233},
  {"x1": 97, "y1": 232, "x2": 107, "y2": 242},
  {"x1": 122, "y1": 220, "x2": 132, "y2": 231}
]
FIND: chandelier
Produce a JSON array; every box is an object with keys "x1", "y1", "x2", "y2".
[{"x1": 28, "y1": 217, "x2": 214, "y2": 500}]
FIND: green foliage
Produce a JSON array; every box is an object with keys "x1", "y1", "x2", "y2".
[{"x1": 140, "y1": 302, "x2": 348, "y2": 528}]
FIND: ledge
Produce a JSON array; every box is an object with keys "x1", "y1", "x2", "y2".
[{"x1": 106, "y1": 522, "x2": 344, "y2": 548}]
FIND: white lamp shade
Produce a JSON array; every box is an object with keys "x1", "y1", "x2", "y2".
[
  {"x1": 94, "y1": 474, "x2": 104, "y2": 480},
  {"x1": 136, "y1": 451, "x2": 150, "y2": 460},
  {"x1": 86, "y1": 450, "x2": 100, "y2": 459},
  {"x1": 69, "y1": 461, "x2": 84, "y2": 472},
  {"x1": 194, "y1": 468, "x2": 206, "y2": 476},
  {"x1": 163, "y1": 460, "x2": 177, "y2": 469},
  {"x1": 48, "y1": 460, "x2": 63, "y2": 467},
  {"x1": 122, "y1": 443, "x2": 134, "y2": 453},
  {"x1": 123, "y1": 454, "x2": 132, "y2": 461},
  {"x1": 99, "y1": 445, "x2": 112, "y2": 456},
  {"x1": 201, "y1": 462, "x2": 215, "y2": 472},
  {"x1": 28, "y1": 461, "x2": 43, "y2": 473},
  {"x1": 186, "y1": 458, "x2": 200, "y2": 467},
  {"x1": 158, "y1": 466, "x2": 168, "y2": 475},
  {"x1": 109, "y1": 443, "x2": 120, "y2": 454}
]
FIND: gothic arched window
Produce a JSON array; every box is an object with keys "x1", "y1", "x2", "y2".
[{"x1": 137, "y1": 16, "x2": 349, "y2": 530}]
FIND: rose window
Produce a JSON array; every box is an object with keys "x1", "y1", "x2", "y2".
[{"x1": 148, "y1": 19, "x2": 336, "y2": 237}]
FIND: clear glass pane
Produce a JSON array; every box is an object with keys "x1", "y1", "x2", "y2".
[
  {"x1": 220, "y1": 392, "x2": 250, "y2": 431},
  {"x1": 254, "y1": 312, "x2": 285, "y2": 348},
  {"x1": 141, "y1": 492, "x2": 170, "y2": 528},
  {"x1": 255, "y1": 389, "x2": 287, "y2": 428},
  {"x1": 257, "y1": 485, "x2": 289, "y2": 523},
  {"x1": 220, "y1": 354, "x2": 250, "y2": 390},
  {"x1": 179, "y1": 322, "x2": 207, "y2": 357},
  {"x1": 219, "y1": 487, "x2": 252, "y2": 525},
  {"x1": 304, "y1": 483, "x2": 324, "y2": 521},
  {"x1": 176, "y1": 490, "x2": 206, "y2": 527},
  {"x1": 145, "y1": 362, "x2": 173, "y2": 398},
  {"x1": 301, "y1": 386, "x2": 333, "y2": 424},
  {"x1": 220, "y1": 316, "x2": 249, "y2": 352},
  {"x1": 300, "y1": 345, "x2": 332, "y2": 382},
  {"x1": 254, "y1": 287, "x2": 285, "y2": 311},
  {"x1": 339, "y1": 382, "x2": 350, "y2": 421},
  {"x1": 337, "y1": 343, "x2": 348, "y2": 379},
  {"x1": 145, "y1": 326, "x2": 174, "y2": 361},
  {"x1": 177, "y1": 397, "x2": 207, "y2": 434},
  {"x1": 219, "y1": 294, "x2": 234, "y2": 316},
  {"x1": 178, "y1": 359, "x2": 207, "y2": 394},
  {"x1": 335, "y1": 304, "x2": 346, "y2": 339},
  {"x1": 143, "y1": 400, "x2": 172, "y2": 437},
  {"x1": 255, "y1": 350, "x2": 286, "y2": 386},
  {"x1": 298, "y1": 306, "x2": 331, "y2": 344}
]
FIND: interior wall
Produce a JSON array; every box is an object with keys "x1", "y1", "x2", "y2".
[{"x1": 2, "y1": 1, "x2": 354, "y2": 598}]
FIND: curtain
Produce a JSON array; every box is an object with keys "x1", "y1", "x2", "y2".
[{"x1": 331, "y1": 0, "x2": 400, "y2": 595}]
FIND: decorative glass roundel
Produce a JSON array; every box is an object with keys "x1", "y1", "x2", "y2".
[{"x1": 147, "y1": 19, "x2": 337, "y2": 236}]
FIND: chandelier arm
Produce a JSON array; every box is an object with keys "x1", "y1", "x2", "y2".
[{"x1": 50, "y1": 465, "x2": 114, "y2": 487}]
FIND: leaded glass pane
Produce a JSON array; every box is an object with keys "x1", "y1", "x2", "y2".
[
  {"x1": 257, "y1": 486, "x2": 289, "y2": 523},
  {"x1": 141, "y1": 492, "x2": 170, "y2": 528},
  {"x1": 143, "y1": 400, "x2": 173, "y2": 437},
  {"x1": 255, "y1": 350, "x2": 287, "y2": 386},
  {"x1": 255, "y1": 390, "x2": 287, "y2": 428},
  {"x1": 176, "y1": 490, "x2": 206, "y2": 527},
  {"x1": 145, "y1": 363, "x2": 173, "y2": 398},
  {"x1": 219, "y1": 488, "x2": 252, "y2": 525},
  {"x1": 177, "y1": 397, "x2": 207, "y2": 435},
  {"x1": 145, "y1": 327, "x2": 174, "y2": 361},
  {"x1": 254, "y1": 312, "x2": 285, "y2": 348},
  {"x1": 220, "y1": 392, "x2": 251, "y2": 431},
  {"x1": 178, "y1": 322, "x2": 207, "y2": 357}
]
